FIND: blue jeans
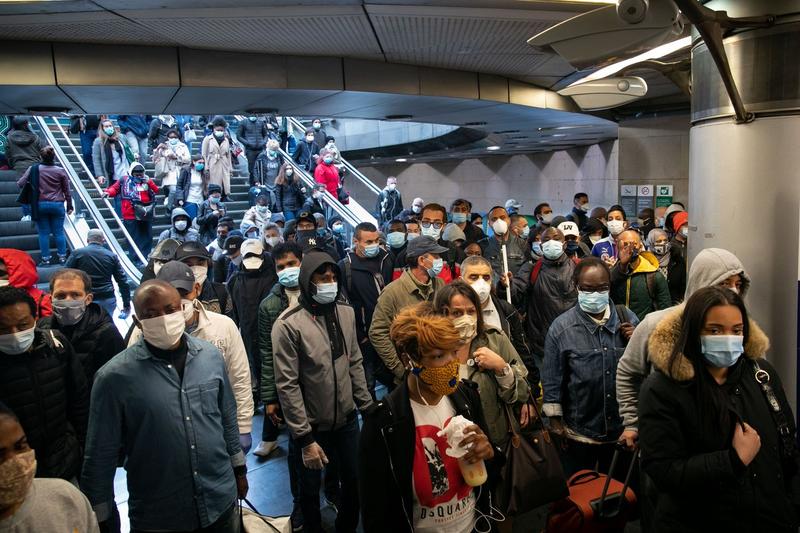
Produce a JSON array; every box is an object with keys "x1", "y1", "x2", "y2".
[
  {"x1": 283, "y1": 210, "x2": 297, "y2": 222},
  {"x1": 95, "y1": 297, "x2": 117, "y2": 318},
  {"x1": 36, "y1": 201, "x2": 67, "y2": 259}
]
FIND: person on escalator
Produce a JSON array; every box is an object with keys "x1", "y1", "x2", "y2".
[
  {"x1": 103, "y1": 162, "x2": 159, "y2": 262},
  {"x1": 5, "y1": 117, "x2": 43, "y2": 177},
  {"x1": 157, "y1": 207, "x2": 200, "y2": 245},
  {"x1": 274, "y1": 162, "x2": 307, "y2": 222},
  {"x1": 314, "y1": 148, "x2": 340, "y2": 197},
  {"x1": 252, "y1": 139, "x2": 283, "y2": 194},
  {"x1": 241, "y1": 193, "x2": 272, "y2": 233},
  {"x1": 292, "y1": 127, "x2": 320, "y2": 174},
  {"x1": 238, "y1": 114, "x2": 269, "y2": 180},
  {"x1": 302, "y1": 183, "x2": 327, "y2": 216},
  {"x1": 93, "y1": 118, "x2": 133, "y2": 217},
  {"x1": 0, "y1": 248, "x2": 52, "y2": 318}
]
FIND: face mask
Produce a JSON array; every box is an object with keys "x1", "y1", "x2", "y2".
[
  {"x1": 332, "y1": 224, "x2": 344, "y2": 234},
  {"x1": 657, "y1": 217, "x2": 665, "y2": 228},
  {"x1": 153, "y1": 261, "x2": 164, "y2": 276},
  {"x1": 139, "y1": 311, "x2": 185, "y2": 350},
  {"x1": 243, "y1": 256, "x2": 263, "y2": 270},
  {"x1": 278, "y1": 266, "x2": 300, "y2": 288},
  {"x1": 0, "y1": 327, "x2": 35, "y2": 355},
  {"x1": 652, "y1": 242, "x2": 670, "y2": 255},
  {"x1": 190, "y1": 265, "x2": 207, "y2": 287},
  {"x1": 531, "y1": 241, "x2": 542, "y2": 257},
  {"x1": 286, "y1": 169, "x2": 294, "y2": 177},
  {"x1": 452, "y1": 212, "x2": 468, "y2": 224},
  {"x1": 421, "y1": 225, "x2": 441, "y2": 240},
  {"x1": 579, "y1": 203, "x2": 590, "y2": 212},
  {"x1": 214, "y1": 130, "x2": 224, "y2": 138},
  {"x1": 701, "y1": 335, "x2": 744, "y2": 368},
  {"x1": 323, "y1": 157, "x2": 333, "y2": 164},
  {"x1": 387, "y1": 184, "x2": 397, "y2": 191},
  {"x1": 0, "y1": 449, "x2": 36, "y2": 508},
  {"x1": 248, "y1": 116, "x2": 257, "y2": 122},
  {"x1": 589, "y1": 235, "x2": 602, "y2": 245},
  {"x1": 312, "y1": 282, "x2": 338, "y2": 304},
  {"x1": 209, "y1": 196, "x2": 221, "y2": 204},
  {"x1": 181, "y1": 299, "x2": 196, "y2": 323},
  {"x1": 268, "y1": 150, "x2": 277, "y2": 158},
  {"x1": 412, "y1": 205, "x2": 422, "y2": 214},
  {"x1": 195, "y1": 163, "x2": 205, "y2": 172},
  {"x1": 470, "y1": 279, "x2": 491, "y2": 304},
  {"x1": 541, "y1": 239, "x2": 564, "y2": 260},
  {"x1": 0, "y1": 279, "x2": 8, "y2": 287},
  {"x1": 231, "y1": 255, "x2": 243, "y2": 266},
  {"x1": 316, "y1": 228, "x2": 326, "y2": 237},
  {"x1": 265, "y1": 236, "x2": 281, "y2": 248},
  {"x1": 313, "y1": 123, "x2": 321, "y2": 130},
  {"x1": 412, "y1": 359, "x2": 459, "y2": 396},
  {"x1": 306, "y1": 136, "x2": 314, "y2": 143},
  {"x1": 520, "y1": 226, "x2": 530, "y2": 239},
  {"x1": 312, "y1": 191, "x2": 322, "y2": 200},
  {"x1": 607, "y1": 219, "x2": 625, "y2": 236},
  {"x1": 52, "y1": 298, "x2": 87, "y2": 326},
  {"x1": 363, "y1": 244, "x2": 380, "y2": 258},
  {"x1": 680, "y1": 227, "x2": 689, "y2": 238},
  {"x1": 256, "y1": 205, "x2": 269, "y2": 214},
  {"x1": 407, "y1": 232, "x2": 420, "y2": 241},
  {"x1": 104, "y1": 127, "x2": 115, "y2": 136},
  {"x1": 174, "y1": 220, "x2": 188, "y2": 232},
  {"x1": 578, "y1": 290, "x2": 609, "y2": 314},
  {"x1": 492, "y1": 219, "x2": 508, "y2": 236},
  {"x1": 540, "y1": 212, "x2": 554, "y2": 224},
  {"x1": 426, "y1": 257, "x2": 444, "y2": 278},
  {"x1": 565, "y1": 241, "x2": 581, "y2": 254},
  {"x1": 452, "y1": 314, "x2": 477, "y2": 343},
  {"x1": 168, "y1": 138, "x2": 179, "y2": 146},
  {"x1": 387, "y1": 232, "x2": 406, "y2": 248}
]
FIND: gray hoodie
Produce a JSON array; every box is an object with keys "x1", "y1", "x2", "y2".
[{"x1": 615, "y1": 248, "x2": 751, "y2": 430}]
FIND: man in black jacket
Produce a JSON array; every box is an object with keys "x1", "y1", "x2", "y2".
[
  {"x1": 39, "y1": 269, "x2": 125, "y2": 391},
  {"x1": 175, "y1": 241, "x2": 233, "y2": 318},
  {"x1": 65, "y1": 229, "x2": 131, "y2": 319},
  {"x1": 237, "y1": 115, "x2": 268, "y2": 179},
  {"x1": 338, "y1": 222, "x2": 395, "y2": 399},
  {"x1": 0, "y1": 286, "x2": 89, "y2": 481}
]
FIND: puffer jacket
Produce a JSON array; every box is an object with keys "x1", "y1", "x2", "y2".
[
  {"x1": 38, "y1": 302, "x2": 125, "y2": 390},
  {"x1": 272, "y1": 251, "x2": 373, "y2": 446},
  {"x1": 259, "y1": 283, "x2": 291, "y2": 405},
  {"x1": 5, "y1": 129, "x2": 42, "y2": 173},
  {"x1": 0, "y1": 328, "x2": 89, "y2": 480},
  {"x1": 116, "y1": 115, "x2": 149, "y2": 138},
  {"x1": 314, "y1": 161, "x2": 340, "y2": 196},
  {"x1": 196, "y1": 200, "x2": 227, "y2": 245},
  {"x1": 0, "y1": 248, "x2": 51, "y2": 317},
  {"x1": 639, "y1": 311, "x2": 799, "y2": 532},
  {"x1": 237, "y1": 118, "x2": 268, "y2": 151},
  {"x1": 252, "y1": 152, "x2": 283, "y2": 191},
  {"x1": 157, "y1": 208, "x2": 200, "y2": 244},
  {"x1": 510, "y1": 253, "x2": 577, "y2": 357},
  {"x1": 610, "y1": 251, "x2": 672, "y2": 320},
  {"x1": 275, "y1": 178, "x2": 306, "y2": 213}
]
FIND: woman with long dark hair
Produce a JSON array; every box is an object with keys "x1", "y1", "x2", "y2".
[{"x1": 639, "y1": 286, "x2": 799, "y2": 532}]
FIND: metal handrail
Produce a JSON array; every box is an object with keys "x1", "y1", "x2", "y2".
[
  {"x1": 35, "y1": 116, "x2": 144, "y2": 282},
  {"x1": 286, "y1": 116, "x2": 382, "y2": 196}
]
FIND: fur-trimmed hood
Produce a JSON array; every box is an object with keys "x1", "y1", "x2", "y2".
[{"x1": 648, "y1": 305, "x2": 770, "y2": 381}]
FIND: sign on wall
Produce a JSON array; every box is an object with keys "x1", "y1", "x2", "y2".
[
  {"x1": 620, "y1": 185, "x2": 637, "y2": 218},
  {"x1": 637, "y1": 184, "x2": 654, "y2": 210},
  {"x1": 656, "y1": 184, "x2": 674, "y2": 208}
]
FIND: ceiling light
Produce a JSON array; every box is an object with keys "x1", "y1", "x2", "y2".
[
  {"x1": 395, "y1": 158, "x2": 407, "y2": 162},
  {"x1": 487, "y1": 146, "x2": 501, "y2": 151},
  {"x1": 552, "y1": 133, "x2": 567, "y2": 137},
  {"x1": 569, "y1": 36, "x2": 691, "y2": 86}
]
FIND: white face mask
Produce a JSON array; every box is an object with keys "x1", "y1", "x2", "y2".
[
  {"x1": 190, "y1": 265, "x2": 207, "y2": 287},
  {"x1": 139, "y1": 310, "x2": 185, "y2": 350},
  {"x1": 153, "y1": 261, "x2": 164, "y2": 276},
  {"x1": 181, "y1": 299, "x2": 196, "y2": 323},
  {"x1": 589, "y1": 235, "x2": 603, "y2": 245},
  {"x1": 541, "y1": 212, "x2": 554, "y2": 224},
  {"x1": 492, "y1": 219, "x2": 508, "y2": 236},
  {"x1": 242, "y1": 256, "x2": 263, "y2": 270},
  {"x1": 174, "y1": 220, "x2": 188, "y2": 232},
  {"x1": 412, "y1": 205, "x2": 422, "y2": 214},
  {"x1": 469, "y1": 279, "x2": 491, "y2": 304},
  {"x1": 607, "y1": 219, "x2": 625, "y2": 236},
  {"x1": 265, "y1": 236, "x2": 281, "y2": 248},
  {"x1": 0, "y1": 279, "x2": 9, "y2": 287},
  {"x1": 452, "y1": 314, "x2": 478, "y2": 343},
  {"x1": 0, "y1": 326, "x2": 36, "y2": 355}
]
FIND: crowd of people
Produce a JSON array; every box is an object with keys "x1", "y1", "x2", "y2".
[{"x1": 1, "y1": 114, "x2": 799, "y2": 533}]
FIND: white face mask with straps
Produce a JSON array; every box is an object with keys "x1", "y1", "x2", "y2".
[{"x1": 139, "y1": 311, "x2": 185, "y2": 350}]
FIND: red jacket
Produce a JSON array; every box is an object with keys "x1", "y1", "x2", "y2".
[
  {"x1": 105, "y1": 176, "x2": 159, "y2": 221},
  {"x1": 314, "y1": 162, "x2": 340, "y2": 196},
  {"x1": 0, "y1": 248, "x2": 52, "y2": 317}
]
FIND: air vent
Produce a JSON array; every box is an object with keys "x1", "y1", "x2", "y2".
[{"x1": 385, "y1": 114, "x2": 413, "y2": 120}]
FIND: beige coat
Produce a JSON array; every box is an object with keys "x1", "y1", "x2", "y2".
[
  {"x1": 152, "y1": 141, "x2": 191, "y2": 187},
  {"x1": 201, "y1": 134, "x2": 233, "y2": 196}
]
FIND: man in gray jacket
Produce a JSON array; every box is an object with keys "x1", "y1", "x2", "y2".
[{"x1": 272, "y1": 251, "x2": 372, "y2": 533}]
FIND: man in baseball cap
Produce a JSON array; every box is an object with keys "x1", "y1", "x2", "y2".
[
  {"x1": 175, "y1": 241, "x2": 232, "y2": 316},
  {"x1": 557, "y1": 220, "x2": 590, "y2": 258},
  {"x1": 504, "y1": 199, "x2": 523, "y2": 216}
]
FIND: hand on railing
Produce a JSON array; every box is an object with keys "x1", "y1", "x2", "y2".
[{"x1": 97, "y1": 176, "x2": 106, "y2": 186}]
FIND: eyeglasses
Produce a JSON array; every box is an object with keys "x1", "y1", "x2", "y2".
[{"x1": 420, "y1": 221, "x2": 443, "y2": 229}]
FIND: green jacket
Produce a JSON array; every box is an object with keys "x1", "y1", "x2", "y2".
[
  {"x1": 462, "y1": 328, "x2": 530, "y2": 447},
  {"x1": 368, "y1": 269, "x2": 444, "y2": 380},
  {"x1": 259, "y1": 283, "x2": 289, "y2": 404},
  {"x1": 610, "y1": 251, "x2": 672, "y2": 321}
]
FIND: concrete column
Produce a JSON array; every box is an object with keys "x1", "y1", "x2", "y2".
[{"x1": 689, "y1": 13, "x2": 800, "y2": 407}]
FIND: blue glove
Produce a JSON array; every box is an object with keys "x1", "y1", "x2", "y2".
[{"x1": 239, "y1": 433, "x2": 252, "y2": 454}]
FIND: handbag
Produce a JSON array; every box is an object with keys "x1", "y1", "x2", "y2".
[
  {"x1": 496, "y1": 392, "x2": 569, "y2": 516},
  {"x1": 154, "y1": 154, "x2": 170, "y2": 181},
  {"x1": 17, "y1": 164, "x2": 39, "y2": 206},
  {"x1": 239, "y1": 499, "x2": 291, "y2": 533},
  {"x1": 183, "y1": 128, "x2": 197, "y2": 143},
  {"x1": 132, "y1": 201, "x2": 155, "y2": 221}
]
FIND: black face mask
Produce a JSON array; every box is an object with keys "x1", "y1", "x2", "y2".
[{"x1": 132, "y1": 174, "x2": 145, "y2": 182}]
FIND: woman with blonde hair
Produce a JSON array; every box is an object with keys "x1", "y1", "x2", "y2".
[{"x1": 274, "y1": 162, "x2": 306, "y2": 221}]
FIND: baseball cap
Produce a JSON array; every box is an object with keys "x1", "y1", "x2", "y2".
[
  {"x1": 557, "y1": 221, "x2": 580, "y2": 238},
  {"x1": 223, "y1": 235, "x2": 244, "y2": 255},
  {"x1": 156, "y1": 260, "x2": 196, "y2": 292},
  {"x1": 296, "y1": 211, "x2": 316, "y2": 226},
  {"x1": 175, "y1": 241, "x2": 211, "y2": 262},
  {"x1": 407, "y1": 236, "x2": 449, "y2": 259},
  {"x1": 505, "y1": 199, "x2": 522, "y2": 210},
  {"x1": 240, "y1": 239, "x2": 264, "y2": 258}
]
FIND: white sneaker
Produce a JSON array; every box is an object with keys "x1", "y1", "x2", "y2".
[
  {"x1": 253, "y1": 440, "x2": 278, "y2": 457},
  {"x1": 20, "y1": 215, "x2": 31, "y2": 222}
]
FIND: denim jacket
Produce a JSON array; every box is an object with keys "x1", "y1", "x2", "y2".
[
  {"x1": 542, "y1": 303, "x2": 638, "y2": 441},
  {"x1": 81, "y1": 335, "x2": 244, "y2": 531}
]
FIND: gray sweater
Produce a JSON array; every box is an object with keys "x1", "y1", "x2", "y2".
[{"x1": 0, "y1": 478, "x2": 99, "y2": 533}]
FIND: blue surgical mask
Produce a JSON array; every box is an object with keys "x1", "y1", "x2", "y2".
[
  {"x1": 566, "y1": 241, "x2": 581, "y2": 254},
  {"x1": 268, "y1": 150, "x2": 277, "y2": 157},
  {"x1": 169, "y1": 138, "x2": 179, "y2": 146},
  {"x1": 531, "y1": 241, "x2": 542, "y2": 257},
  {"x1": 248, "y1": 116, "x2": 257, "y2": 122},
  {"x1": 387, "y1": 232, "x2": 406, "y2": 248},
  {"x1": 313, "y1": 282, "x2": 338, "y2": 304},
  {"x1": 421, "y1": 225, "x2": 441, "y2": 240},
  {"x1": 452, "y1": 212, "x2": 468, "y2": 224},
  {"x1": 541, "y1": 240, "x2": 564, "y2": 260},
  {"x1": 363, "y1": 244, "x2": 380, "y2": 258},
  {"x1": 209, "y1": 196, "x2": 221, "y2": 204},
  {"x1": 195, "y1": 163, "x2": 205, "y2": 172},
  {"x1": 332, "y1": 224, "x2": 345, "y2": 234},
  {"x1": 104, "y1": 127, "x2": 115, "y2": 136},
  {"x1": 323, "y1": 157, "x2": 333, "y2": 164},
  {"x1": 578, "y1": 291, "x2": 609, "y2": 314},
  {"x1": 427, "y1": 257, "x2": 444, "y2": 278},
  {"x1": 316, "y1": 228, "x2": 326, "y2": 237},
  {"x1": 701, "y1": 335, "x2": 744, "y2": 368},
  {"x1": 278, "y1": 266, "x2": 300, "y2": 288},
  {"x1": 520, "y1": 226, "x2": 530, "y2": 239},
  {"x1": 407, "y1": 232, "x2": 420, "y2": 241}
]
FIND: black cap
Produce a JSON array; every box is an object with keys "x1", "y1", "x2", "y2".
[
  {"x1": 224, "y1": 235, "x2": 244, "y2": 255},
  {"x1": 175, "y1": 241, "x2": 211, "y2": 262},
  {"x1": 207, "y1": 184, "x2": 222, "y2": 195},
  {"x1": 407, "y1": 236, "x2": 449, "y2": 259},
  {"x1": 156, "y1": 260, "x2": 196, "y2": 292},
  {"x1": 296, "y1": 211, "x2": 316, "y2": 226},
  {"x1": 150, "y1": 238, "x2": 180, "y2": 261}
]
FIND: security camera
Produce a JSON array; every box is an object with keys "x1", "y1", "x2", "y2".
[{"x1": 617, "y1": 0, "x2": 648, "y2": 24}]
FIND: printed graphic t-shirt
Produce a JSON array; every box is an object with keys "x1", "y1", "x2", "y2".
[{"x1": 410, "y1": 397, "x2": 476, "y2": 533}]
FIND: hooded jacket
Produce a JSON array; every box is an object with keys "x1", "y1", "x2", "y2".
[
  {"x1": 616, "y1": 248, "x2": 751, "y2": 430},
  {"x1": 271, "y1": 252, "x2": 372, "y2": 446},
  {"x1": 338, "y1": 249, "x2": 394, "y2": 342},
  {"x1": 375, "y1": 188, "x2": 403, "y2": 225},
  {"x1": 116, "y1": 115, "x2": 149, "y2": 138},
  {"x1": 610, "y1": 250, "x2": 671, "y2": 320},
  {"x1": 314, "y1": 161, "x2": 340, "y2": 196},
  {"x1": 6, "y1": 129, "x2": 43, "y2": 173},
  {"x1": 292, "y1": 139, "x2": 319, "y2": 173},
  {"x1": 104, "y1": 163, "x2": 158, "y2": 221},
  {"x1": 0, "y1": 328, "x2": 89, "y2": 480},
  {"x1": 639, "y1": 313, "x2": 799, "y2": 532},
  {"x1": 0, "y1": 248, "x2": 52, "y2": 317},
  {"x1": 38, "y1": 302, "x2": 125, "y2": 391},
  {"x1": 157, "y1": 207, "x2": 200, "y2": 244}
]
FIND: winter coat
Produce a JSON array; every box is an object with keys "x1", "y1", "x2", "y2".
[
  {"x1": 565, "y1": 206, "x2": 588, "y2": 231},
  {"x1": 0, "y1": 328, "x2": 89, "y2": 480},
  {"x1": 148, "y1": 117, "x2": 182, "y2": 147},
  {"x1": 64, "y1": 243, "x2": 131, "y2": 307},
  {"x1": 616, "y1": 248, "x2": 751, "y2": 431},
  {"x1": 375, "y1": 189, "x2": 403, "y2": 224},
  {"x1": 0, "y1": 248, "x2": 52, "y2": 317},
  {"x1": 275, "y1": 178, "x2": 306, "y2": 213},
  {"x1": 480, "y1": 233, "x2": 528, "y2": 278},
  {"x1": 639, "y1": 311, "x2": 799, "y2": 532},
  {"x1": 201, "y1": 135, "x2": 232, "y2": 189},
  {"x1": 272, "y1": 252, "x2": 373, "y2": 445},
  {"x1": 258, "y1": 283, "x2": 292, "y2": 405},
  {"x1": 301, "y1": 196, "x2": 325, "y2": 216},
  {"x1": 661, "y1": 250, "x2": 687, "y2": 305},
  {"x1": 610, "y1": 251, "x2": 672, "y2": 321},
  {"x1": 252, "y1": 152, "x2": 283, "y2": 190},
  {"x1": 196, "y1": 200, "x2": 227, "y2": 245},
  {"x1": 490, "y1": 294, "x2": 540, "y2": 393},
  {"x1": 390, "y1": 239, "x2": 465, "y2": 285},
  {"x1": 510, "y1": 253, "x2": 578, "y2": 357},
  {"x1": 358, "y1": 380, "x2": 500, "y2": 533},
  {"x1": 116, "y1": 115, "x2": 149, "y2": 138},
  {"x1": 292, "y1": 140, "x2": 319, "y2": 173},
  {"x1": 338, "y1": 250, "x2": 394, "y2": 342},
  {"x1": 236, "y1": 119, "x2": 268, "y2": 151},
  {"x1": 314, "y1": 162, "x2": 340, "y2": 196},
  {"x1": 227, "y1": 258, "x2": 277, "y2": 374},
  {"x1": 157, "y1": 226, "x2": 200, "y2": 245},
  {"x1": 38, "y1": 302, "x2": 125, "y2": 391},
  {"x1": 152, "y1": 141, "x2": 191, "y2": 187},
  {"x1": 198, "y1": 278, "x2": 232, "y2": 317},
  {"x1": 241, "y1": 206, "x2": 271, "y2": 231},
  {"x1": 105, "y1": 175, "x2": 158, "y2": 221},
  {"x1": 175, "y1": 167, "x2": 209, "y2": 205},
  {"x1": 6, "y1": 129, "x2": 42, "y2": 173},
  {"x1": 91, "y1": 136, "x2": 128, "y2": 183}
]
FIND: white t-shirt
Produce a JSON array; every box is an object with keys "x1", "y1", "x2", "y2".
[
  {"x1": 409, "y1": 397, "x2": 476, "y2": 533},
  {"x1": 111, "y1": 146, "x2": 128, "y2": 180},
  {"x1": 187, "y1": 170, "x2": 204, "y2": 204},
  {"x1": 285, "y1": 287, "x2": 301, "y2": 308}
]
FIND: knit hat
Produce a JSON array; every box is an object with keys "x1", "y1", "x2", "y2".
[
  {"x1": 673, "y1": 211, "x2": 689, "y2": 231},
  {"x1": 442, "y1": 223, "x2": 466, "y2": 243}
]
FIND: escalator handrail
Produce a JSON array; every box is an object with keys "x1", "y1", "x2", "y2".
[
  {"x1": 286, "y1": 116, "x2": 382, "y2": 196},
  {"x1": 34, "y1": 117, "x2": 144, "y2": 282},
  {"x1": 44, "y1": 117, "x2": 148, "y2": 266}
]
